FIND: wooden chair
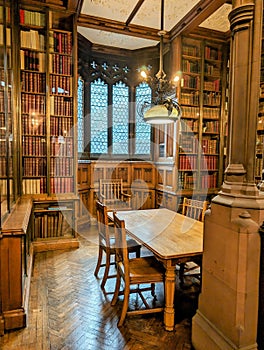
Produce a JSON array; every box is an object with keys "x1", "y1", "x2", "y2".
[
  {"x1": 99, "y1": 179, "x2": 132, "y2": 211},
  {"x1": 94, "y1": 201, "x2": 141, "y2": 289},
  {"x1": 111, "y1": 212, "x2": 165, "y2": 327},
  {"x1": 182, "y1": 198, "x2": 208, "y2": 222},
  {"x1": 180, "y1": 198, "x2": 208, "y2": 284}
]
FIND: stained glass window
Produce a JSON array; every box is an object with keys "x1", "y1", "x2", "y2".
[
  {"x1": 112, "y1": 81, "x2": 129, "y2": 154},
  {"x1": 90, "y1": 78, "x2": 108, "y2": 154},
  {"x1": 135, "y1": 82, "x2": 151, "y2": 154},
  {"x1": 87, "y1": 60, "x2": 152, "y2": 158},
  {"x1": 77, "y1": 77, "x2": 84, "y2": 153}
]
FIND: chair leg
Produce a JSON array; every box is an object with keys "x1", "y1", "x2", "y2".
[
  {"x1": 94, "y1": 246, "x2": 103, "y2": 277},
  {"x1": 136, "y1": 246, "x2": 141, "y2": 258},
  {"x1": 101, "y1": 250, "x2": 112, "y2": 289},
  {"x1": 117, "y1": 283, "x2": 130, "y2": 327},
  {"x1": 111, "y1": 273, "x2": 121, "y2": 306}
]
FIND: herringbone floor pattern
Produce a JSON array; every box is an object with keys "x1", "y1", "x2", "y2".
[{"x1": 0, "y1": 224, "x2": 199, "y2": 350}]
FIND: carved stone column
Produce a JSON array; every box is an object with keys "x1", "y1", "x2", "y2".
[{"x1": 192, "y1": 1, "x2": 264, "y2": 349}]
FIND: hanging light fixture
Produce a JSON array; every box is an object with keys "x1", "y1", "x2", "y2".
[{"x1": 140, "y1": 0, "x2": 181, "y2": 124}]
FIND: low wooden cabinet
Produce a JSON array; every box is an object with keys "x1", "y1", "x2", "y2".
[
  {"x1": 0, "y1": 197, "x2": 33, "y2": 335},
  {"x1": 32, "y1": 196, "x2": 79, "y2": 252}
]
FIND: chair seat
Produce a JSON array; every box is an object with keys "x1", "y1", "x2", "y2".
[
  {"x1": 107, "y1": 237, "x2": 141, "y2": 252},
  {"x1": 118, "y1": 256, "x2": 165, "y2": 284}
]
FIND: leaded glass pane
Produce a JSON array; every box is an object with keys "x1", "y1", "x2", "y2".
[
  {"x1": 112, "y1": 81, "x2": 129, "y2": 154},
  {"x1": 90, "y1": 78, "x2": 108, "y2": 154},
  {"x1": 77, "y1": 77, "x2": 84, "y2": 153},
  {"x1": 135, "y1": 82, "x2": 151, "y2": 154}
]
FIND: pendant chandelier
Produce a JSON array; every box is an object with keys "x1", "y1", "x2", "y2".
[{"x1": 141, "y1": 0, "x2": 181, "y2": 124}]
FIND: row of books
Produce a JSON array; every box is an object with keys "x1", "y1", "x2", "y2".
[
  {"x1": 200, "y1": 173, "x2": 218, "y2": 189},
  {"x1": 0, "y1": 6, "x2": 10, "y2": 23},
  {"x1": 0, "y1": 49, "x2": 11, "y2": 68},
  {"x1": 182, "y1": 44, "x2": 200, "y2": 58},
  {"x1": 20, "y1": 30, "x2": 45, "y2": 50},
  {"x1": 201, "y1": 138, "x2": 218, "y2": 154},
  {"x1": 33, "y1": 210, "x2": 73, "y2": 240},
  {"x1": 50, "y1": 158, "x2": 73, "y2": 176},
  {"x1": 201, "y1": 155, "x2": 218, "y2": 170},
  {"x1": 50, "y1": 137, "x2": 73, "y2": 157},
  {"x1": 204, "y1": 79, "x2": 221, "y2": 92},
  {"x1": 203, "y1": 92, "x2": 221, "y2": 106},
  {"x1": 0, "y1": 25, "x2": 10, "y2": 46},
  {"x1": 181, "y1": 91, "x2": 200, "y2": 105},
  {"x1": 204, "y1": 63, "x2": 221, "y2": 76},
  {"x1": 50, "y1": 116, "x2": 73, "y2": 136},
  {"x1": 179, "y1": 155, "x2": 197, "y2": 170},
  {"x1": 0, "y1": 90, "x2": 11, "y2": 112},
  {"x1": 50, "y1": 53, "x2": 72, "y2": 75},
  {"x1": 180, "y1": 119, "x2": 199, "y2": 133},
  {"x1": 50, "y1": 74, "x2": 71, "y2": 96},
  {"x1": 21, "y1": 93, "x2": 46, "y2": 114},
  {"x1": 21, "y1": 71, "x2": 46, "y2": 93},
  {"x1": 20, "y1": 50, "x2": 45, "y2": 72},
  {"x1": 182, "y1": 74, "x2": 200, "y2": 89},
  {"x1": 23, "y1": 157, "x2": 46, "y2": 176},
  {"x1": 203, "y1": 120, "x2": 219, "y2": 133},
  {"x1": 179, "y1": 135, "x2": 198, "y2": 153},
  {"x1": 22, "y1": 115, "x2": 46, "y2": 136},
  {"x1": 50, "y1": 31, "x2": 72, "y2": 55},
  {"x1": 22, "y1": 178, "x2": 46, "y2": 194},
  {"x1": 50, "y1": 96, "x2": 73, "y2": 116},
  {"x1": 20, "y1": 9, "x2": 45, "y2": 27},
  {"x1": 182, "y1": 59, "x2": 200, "y2": 74},
  {"x1": 255, "y1": 157, "x2": 262, "y2": 177},
  {"x1": 178, "y1": 171, "x2": 218, "y2": 190},
  {"x1": 205, "y1": 46, "x2": 222, "y2": 61},
  {"x1": 203, "y1": 107, "x2": 220, "y2": 119},
  {"x1": 22, "y1": 136, "x2": 46, "y2": 156},
  {"x1": 178, "y1": 172, "x2": 197, "y2": 190},
  {"x1": 181, "y1": 106, "x2": 200, "y2": 118},
  {"x1": 0, "y1": 160, "x2": 12, "y2": 176},
  {"x1": 0, "y1": 179, "x2": 13, "y2": 195},
  {"x1": 50, "y1": 177, "x2": 74, "y2": 193}
]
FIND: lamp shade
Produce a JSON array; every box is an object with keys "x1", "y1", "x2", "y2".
[{"x1": 143, "y1": 104, "x2": 180, "y2": 124}]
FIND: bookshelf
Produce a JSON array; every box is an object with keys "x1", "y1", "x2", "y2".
[
  {"x1": 0, "y1": 1, "x2": 16, "y2": 218},
  {"x1": 19, "y1": 3, "x2": 76, "y2": 196},
  {"x1": 154, "y1": 35, "x2": 227, "y2": 210},
  {"x1": 178, "y1": 37, "x2": 225, "y2": 195}
]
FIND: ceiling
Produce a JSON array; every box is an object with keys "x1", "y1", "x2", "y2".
[{"x1": 77, "y1": 0, "x2": 232, "y2": 50}]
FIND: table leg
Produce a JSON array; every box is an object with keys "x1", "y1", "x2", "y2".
[{"x1": 164, "y1": 265, "x2": 176, "y2": 331}]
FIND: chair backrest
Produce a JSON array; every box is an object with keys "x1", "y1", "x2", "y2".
[
  {"x1": 113, "y1": 212, "x2": 129, "y2": 276},
  {"x1": 96, "y1": 200, "x2": 111, "y2": 246},
  {"x1": 182, "y1": 198, "x2": 207, "y2": 222},
  {"x1": 99, "y1": 179, "x2": 123, "y2": 202}
]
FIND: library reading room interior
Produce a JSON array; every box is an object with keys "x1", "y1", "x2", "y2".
[{"x1": 1, "y1": 0, "x2": 264, "y2": 349}]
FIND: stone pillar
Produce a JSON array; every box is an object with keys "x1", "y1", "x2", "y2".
[{"x1": 192, "y1": 1, "x2": 264, "y2": 349}]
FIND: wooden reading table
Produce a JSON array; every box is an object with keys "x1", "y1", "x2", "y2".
[{"x1": 111, "y1": 208, "x2": 204, "y2": 331}]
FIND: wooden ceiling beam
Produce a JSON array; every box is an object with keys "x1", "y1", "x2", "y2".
[
  {"x1": 170, "y1": 0, "x2": 228, "y2": 39},
  {"x1": 77, "y1": 14, "x2": 169, "y2": 42},
  {"x1": 125, "y1": 0, "x2": 145, "y2": 26}
]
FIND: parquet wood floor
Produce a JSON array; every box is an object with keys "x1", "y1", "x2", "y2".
[{"x1": 0, "y1": 224, "x2": 200, "y2": 350}]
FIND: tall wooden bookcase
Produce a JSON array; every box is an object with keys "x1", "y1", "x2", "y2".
[
  {"x1": 0, "y1": 0, "x2": 18, "y2": 220},
  {"x1": 0, "y1": 0, "x2": 79, "y2": 335},
  {"x1": 19, "y1": 1, "x2": 77, "y2": 196},
  {"x1": 155, "y1": 34, "x2": 228, "y2": 210}
]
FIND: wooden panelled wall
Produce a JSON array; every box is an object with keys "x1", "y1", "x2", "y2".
[{"x1": 77, "y1": 160, "x2": 216, "y2": 223}]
